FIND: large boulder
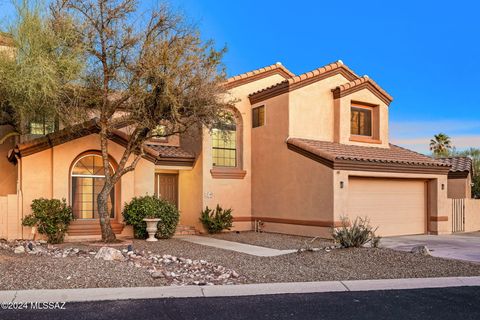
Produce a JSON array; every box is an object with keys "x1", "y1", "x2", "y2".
[{"x1": 94, "y1": 247, "x2": 125, "y2": 261}]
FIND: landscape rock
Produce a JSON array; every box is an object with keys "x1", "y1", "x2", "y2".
[
  {"x1": 14, "y1": 246, "x2": 25, "y2": 254},
  {"x1": 151, "y1": 272, "x2": 163, "y2": 279},
  {"x1": 0, "y1": 239, "x2": 244, "y2": 286},
  {"x1": 411, "y1": 245, "x2": 431, "y2": 256},
  {"x1": 95, "y1": 247, "x2": 125, "y2": 261}
]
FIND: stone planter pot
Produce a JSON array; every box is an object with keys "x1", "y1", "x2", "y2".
[{"x1": 143, "y1": 218, "x2": 161, "y2": 242}]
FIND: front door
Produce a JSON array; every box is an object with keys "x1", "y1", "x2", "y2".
[{"x1": 155, "y1": 173, "x2": 178, "y2": 207}]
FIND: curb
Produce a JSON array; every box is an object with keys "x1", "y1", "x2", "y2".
[{"x1": 1, "y1": 276, "x2": 480, "y2": 303}]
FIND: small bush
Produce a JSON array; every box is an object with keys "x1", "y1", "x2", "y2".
[
  {"x1": 22, "y1": 198, "x2": 74, "y2": 244},
  {"x1": 122, "y1": 195, "x2": 179, "y2": 239},
  {"x1": 332, "y1": 216, "x2": 378, "y2": 248},
  {"x1": 371, "y1": 235, "x2": 381, "y2": 248},
  {"x1": 200, "y1": 205, "x2": 233, "y2": 234}
]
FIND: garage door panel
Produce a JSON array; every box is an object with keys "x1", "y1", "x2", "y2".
[{"x1": 347, "y1": 178, "x2": 426, "y2": 237}]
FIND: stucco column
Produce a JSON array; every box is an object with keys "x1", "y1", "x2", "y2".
[
  {"x1": 333, "y1": 170, "x2": 349, "y2": 224},
  {"x1": 428, "y1": 176, "x2": 450, "y2": 234}
]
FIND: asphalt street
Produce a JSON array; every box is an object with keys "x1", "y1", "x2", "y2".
[{"x1": 1, "y1": 286, "x2": 479, "y2": 320}]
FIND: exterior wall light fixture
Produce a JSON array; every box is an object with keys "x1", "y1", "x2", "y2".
[{"x1": 340, "y1": 181, "x2": 344, "y2": 189}]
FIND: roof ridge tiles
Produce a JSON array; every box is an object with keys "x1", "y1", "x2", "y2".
[
  {"x1": 248, "y1": 60, "x2": 359, "y2": 101},
  {"x1": 226, "y1": 62, "x2": 295, "y2": 86},
  {"x1": 333, "y1": 75, "x2": 393, "y2": 104}
]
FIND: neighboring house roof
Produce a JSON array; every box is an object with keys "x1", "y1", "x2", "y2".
[
  {"x1": 437, "y1": 157, "x2": 473, "y2": 179},
  {"x1": 8, "y1": 118, "x2": 195, "y2": 167},
  {"x1": 287, "y1": 138, "x2": 451, "y2": 174},
  {"x1": 248, "y1": 60, "x2": 360, "y2": 104},
  {"x1": 225, "y1": 62, "x2": 295, "y2": 90},
  {"x1": 332, "y1": 76, "x2": 393, "y2": 105}
]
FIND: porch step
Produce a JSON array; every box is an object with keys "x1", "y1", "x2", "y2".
[
  {"x1": 175, "y1": 225, "x2": 198, "y2": 236},
  {"x1": 67, "y1": 221, "x2": 125, "y2": 236}
]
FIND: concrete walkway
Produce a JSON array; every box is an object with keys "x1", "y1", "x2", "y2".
[
  {"x1": 382, "y1": 234, "x2": 480, "y2": 263},
  {"x1": 175, "y1": 235, "x2": 297, "y2": 257},
  {"x1": 1, "y1": 277, "x2": 480, "y2": 303}
]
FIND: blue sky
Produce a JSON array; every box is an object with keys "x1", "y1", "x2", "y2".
[{"x1": 1, "y1": 0, "x2": 479, "y2": 154}]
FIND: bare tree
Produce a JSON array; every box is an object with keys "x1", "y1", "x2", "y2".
[{"x1": 52, "y1": 0, "x2": 231, "y2": 242}]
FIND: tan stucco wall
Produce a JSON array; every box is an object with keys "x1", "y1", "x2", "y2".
[
  {"x1": 289, "y1": 74, "x2": 348, "y2": 141},
  {"x1": 177, "y1": 155, "x2": 203, "y2": 229},
  {"x1": 0, "y1": 125, "x2": 18, "y2": 196},
  {"x1": 447, "y1": 177, "x2": 471, "y2": 199},
  {"x1": 337, "y1": 89, "x2": 389, "y2": 147},
  {"x1": 18, "y1": 133, "x2": 154, "y2": 239},
  {"x1": 196, "y1": 74, "x2": 287, "y2": 232},
  {"x1": 251, "y1": 91, "x2": 335, "y2": 238},
  {"x1": 287, "y1": 75, "x2": 389, "y2": 149},
  {"x1": 464, "y1": 199, "x2": 480, "y2": 232}
]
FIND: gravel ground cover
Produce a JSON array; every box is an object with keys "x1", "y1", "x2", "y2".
[
  {"x1": 0, "y1": 240, "x2": 246, "y2": 290},
  {"x1": 1, "y1": 236, "x2": 480, "y2": 290},
  {"x1": 207, "y1": 231, "x2": 333, "y2": 250},
  {"x1": 137, "y1": 239, "x2": 480, "y2": 283}
]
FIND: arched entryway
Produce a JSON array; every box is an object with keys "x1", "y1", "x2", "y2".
[
  {"x1": 68, "y1": 152, "x2": 123, "y2": 237},
  {"x1": 71, "y1": 153, "x2": 115, "y2": 219}
]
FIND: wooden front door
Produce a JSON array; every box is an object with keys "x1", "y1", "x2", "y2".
[{"x1": 155, "y1": 173, "x2": 178, "y2": 207}]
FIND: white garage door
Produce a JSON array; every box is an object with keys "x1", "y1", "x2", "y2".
[{"x1": 347, "y1": 178, "x2": 427, "y2": 236}]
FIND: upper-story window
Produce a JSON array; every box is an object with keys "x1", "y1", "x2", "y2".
[
  {"x1": 252, "y1": 105, "x2": 265, "y2": 128},
  {"x1": 29, "y1": 115, "x2": 57, "y2": 135},
  {"x1": 351, "y1": 106, "x2": 372, "y2": 137},
  {"x1": 212, "y1": 112, "x2": 237, "y2": 167}
]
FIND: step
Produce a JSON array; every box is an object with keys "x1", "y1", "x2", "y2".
[
  {"x1": 175, "y1": 225, "x2": 198, "y2": 235},
  {"x1": 67, "y1": 221, "x2": 124, "y2": 236}
]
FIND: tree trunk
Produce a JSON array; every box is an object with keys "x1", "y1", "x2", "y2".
[{"x1": 98, "y1": 183, "x2": 117, "y2": 243}]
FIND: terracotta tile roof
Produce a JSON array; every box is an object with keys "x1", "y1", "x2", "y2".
[
  {"x1": 145, "y1": 144, "x2": 195, "y2": 159},
  {"x1": 287, "y1": 60, "x2": 358, "y2": 85},
  {"x1": 287, "y1": 138, "x2": 450, "y2": 173},
  {"x1": 225, "y1": 62, "x2": 295, "y2": 89},
  {"x1": 332, "y1": 76, "x2": 393, "y2": 105},
  {"x1": 437, "y1": 157, "x2": 472, "y2": 173},
  {"x1": 9, "y1": 119, "x2": 195, "y2": 167},
  {"x1": 249, "y1": 60, "x2": 358, "y2": 97}
]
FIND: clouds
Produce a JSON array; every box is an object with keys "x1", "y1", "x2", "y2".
[{"x1": 390, "y1": 120, "x2": 480, "y2": 154}]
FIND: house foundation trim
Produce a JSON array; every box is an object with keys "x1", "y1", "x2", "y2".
[{"x1": 234, "y1": 216, "x2": 343, "y2": 228}]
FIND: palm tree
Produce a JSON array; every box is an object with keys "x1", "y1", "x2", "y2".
[{"x1": 429, "y1": 133, "x2": 453, "y2": 158}]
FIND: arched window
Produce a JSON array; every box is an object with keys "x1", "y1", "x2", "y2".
[
  {"x1": 71, "y1": 154, "x2": 115, "y2": 219},
  {"x1": 212, "y1": 110, "x2": 242, "y2": 168}
]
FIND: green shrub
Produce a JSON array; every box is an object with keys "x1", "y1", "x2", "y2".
[
  {"x1": 22, "y1": 198, "x2": 74, "y2": 244},
  {"x1": 200, "y1": 205, "x2": 233, "y2": 234},
  {"x1": 332, "y1": 216, "x2": 378, "y2": 248},
  {"x1": 122, "y1": 195, "x2": 179, "y2": 239}
]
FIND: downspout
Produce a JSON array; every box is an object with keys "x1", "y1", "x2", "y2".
[{"x1": 17, "y1": 154, "x2": 23, "y2": 240}]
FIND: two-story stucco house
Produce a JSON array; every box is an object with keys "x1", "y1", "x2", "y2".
[{"x1": 0, "y1": 58, "x2": 463, "y2": 241}]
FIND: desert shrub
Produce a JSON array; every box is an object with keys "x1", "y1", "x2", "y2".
[
  {"x1": 200, "y1": 205, "x2": 233, "y2": 234},
  {"x1": 371, "y1": 235, "x2": 381, "y2": 248},
  {"x1": 22, "y1": 198, "x2": 74, "y2": 244},
  {"x1": 332, "y1": 216, "x2": 378, "y2": 248},
  {"x1": 122, "y1": 195, "x2": 179, "y2": 239}
]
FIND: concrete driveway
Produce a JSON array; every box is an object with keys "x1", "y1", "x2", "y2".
[{"x1": 381, "y1": 233, "x2": 480, "y2": 263}]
